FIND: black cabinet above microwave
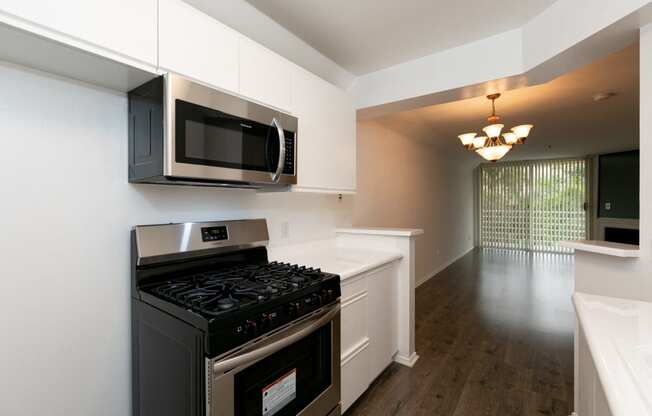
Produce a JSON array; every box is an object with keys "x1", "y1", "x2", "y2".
[{"x1": 128, "y1": 74, "x2": 297, "y2": 188}]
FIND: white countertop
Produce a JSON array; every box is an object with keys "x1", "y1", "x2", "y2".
[
  {"x1": 573, "y1": 292, "x2": 652, "y2": 416},
  {"x1": 561, "y1": 240, "x2": 640, "y2": 257},
  {"x1": 268, "y1": 240, "x2": 402, "y2": 280},
  {"x1": 336, "y1": 227, "x2": 424, "y2": 237}
]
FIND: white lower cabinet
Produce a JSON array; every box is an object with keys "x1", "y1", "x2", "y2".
[
  {"x1": 366, "y1": 264, "x2": 398, "y2": 380},
  {"x1": 577, "y1": 326, "x2": 613, "y2": 416},
  {"x1": 341, "y1": 339, "x2": 370, "y2": 412},
  {"x1": 340, "y1": 262, "x2": 398, "y2": 412}
]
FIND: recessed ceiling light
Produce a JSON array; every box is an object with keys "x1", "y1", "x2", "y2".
[{"x1": 593, "y1": 92, "x2": 617, "y2": 101}]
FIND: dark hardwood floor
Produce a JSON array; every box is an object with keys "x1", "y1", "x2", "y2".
[{"x1": 345, "y1": 248, "x2": 575, "y2": 416}]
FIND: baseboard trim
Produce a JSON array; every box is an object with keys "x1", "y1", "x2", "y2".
[
  {"x1": 394, "y1": 352, "x2": 419, "y2": 367},
  {"x1": 416, "y1": 246, "x2": 474, "y2": 287}
]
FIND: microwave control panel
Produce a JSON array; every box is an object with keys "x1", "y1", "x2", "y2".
[{"x1": 283, "y1": 134, "x2": 295, "y2": 175}]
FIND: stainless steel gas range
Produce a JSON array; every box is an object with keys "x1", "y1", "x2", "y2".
[{"x1": 131, "y1": 219, "x2": 341, "y2": 416}]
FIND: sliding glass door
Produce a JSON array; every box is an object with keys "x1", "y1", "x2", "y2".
[{"x1": 478, "y1": 158, "x2": 588, "y2": 253}]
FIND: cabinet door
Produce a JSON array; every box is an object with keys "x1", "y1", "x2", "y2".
[
  {"x1": 0, "y1": 0, "x2": 157, "y2": 66},
  {"x1": 366, "y1": 264, "x2": 398, "y2": 380},
  {"x1": 577, "y1": 328, "x2": 595, "y2": 416},
  {"x1": 292, "y1": 68, "x2": 356, "y2": 193},
  {"x1": 239, "y1": 36, "x2": 293, "y2": 113},
  {"x1": 340, "y1": 275, "x2": 371, "y2": 413},
  {"x1": 594, "y1": 380, "x2": 613, "y2": 416},
  {"x1": 158, "y1": 0, "x2": 239, "y2": 93},
  {"x1": 341, "y1": 276, "x2": 369, "y2": 357}
]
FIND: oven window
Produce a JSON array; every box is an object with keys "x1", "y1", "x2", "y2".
[
  {"x1": 234, "y1": 324, "x2": 332, "y2": 416},
  {"x1": 175, "y1": 100, "x2": 280, "y2": 173}
]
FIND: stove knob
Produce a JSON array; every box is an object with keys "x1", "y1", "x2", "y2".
[
  {"x1": 260, "y1": 313, "x2": 274, "y2": 328},
  {"x1": 287, "y1": 301, "x2": 302, "y2": 317},
  {"x1": 306, "y1": 293, "x2": 322, "y2": 306},
  {"x1": 320, "y1": 290, "x2": 331, "y2": 302},
  {"x1": 244, "y1": 319, "x2": 258, "y2": 335}
]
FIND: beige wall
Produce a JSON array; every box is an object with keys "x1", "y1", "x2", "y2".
[{"x1": 353, "y1": 120, "x2": 478, "y2": 285}]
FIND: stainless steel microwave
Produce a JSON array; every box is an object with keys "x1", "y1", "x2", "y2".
[{"x1": 128, "y1": 74, "x2": 297, "y2": 188}]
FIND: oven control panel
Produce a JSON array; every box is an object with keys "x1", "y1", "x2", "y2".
[
  {"x1": 207, "y1": 278, "x2": 341, "y2": 356},
  {"x1": 201, "y1": 226, "x2": 228, "y2": 242},
  {"x1": 235, "y1": 288, "x2": 337, "y2": 336}
]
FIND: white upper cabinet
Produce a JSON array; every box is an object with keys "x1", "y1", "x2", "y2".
[
  {"x1": 158, "y1": 0, "x2": 239, "y2": 93},
  {"x1": 239, "y1": 36, "x2": 293, "y2": 113},
  {"x1": 0, "y1": 0, "x2": 157, "y2": 67},
  {"x1": 293, "y1": 68, "x2": 356, "y2": 193},
  {"x1": 0, "y1": 0, "x2": 356, "y2": 192}
]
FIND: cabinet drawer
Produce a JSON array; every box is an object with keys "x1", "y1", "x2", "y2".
[
  {"x1": 341, "y1": 339, "x2": 370, "y2": 413},
  {"x1": 341, "y1": 274, "x2": 367, "y2": 300}
]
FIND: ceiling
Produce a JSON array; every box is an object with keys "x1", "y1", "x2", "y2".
[
  {"x1": 375, "y1": 44, "x2": 639, "y2": 161},
  {"x1": 243, "y1": 0, "x2": 555, "y2": 74}
]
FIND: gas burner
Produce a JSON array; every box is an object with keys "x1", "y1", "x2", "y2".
[
  {"x1": 146, "y1": 261, "x2": 334, "y2": 318},
  {"x1": 253, "y1": 285, "x2": 280, "y2": 299},
  {"x1": 289, "y1": 276, "x2": 306, "y2": 286},
  {"x1": 216, "y1": 298, "x2": 236, "y2": 310}
]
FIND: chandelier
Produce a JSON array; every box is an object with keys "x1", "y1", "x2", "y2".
[{"x1": 458, "y1": 93, "x2": 533, "y2": 162}]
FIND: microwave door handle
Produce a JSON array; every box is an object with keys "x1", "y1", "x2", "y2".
[
  {"x1": 271, "y1": 117, "x2": 286, "y2": 183},
  {"x1": 212, "y1": 304, "x2": 339, "y2": 375}
]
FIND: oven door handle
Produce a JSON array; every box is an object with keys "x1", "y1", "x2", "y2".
[
  {"x1": 212, "y1": 304, "x2": 339, "y2": 374},
  {"x1": 270, "y1": 117, "x2": 286, "y2": 183}
]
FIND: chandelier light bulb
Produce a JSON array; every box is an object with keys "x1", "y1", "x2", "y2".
[
  {"x1": 473, "y1": 136, "x2": 487, "y2": 149},
  {"x1": 502, "y1": 132, "x2": 519, "y2": 145},
  {"x1": 511, "y1": 124, "x2": 534, "y2": 138},
  {"x1": 458, "y1": 132, "x2": 477, "y2": 148},
  {"x1": 476, "y1": 143, "x2": 512, "y2": 162},
  {"x1": 482, "y1": 124, "x2": 504, "y2": 138}
]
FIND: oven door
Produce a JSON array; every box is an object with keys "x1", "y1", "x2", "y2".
[
  {"x1": 164, "y1": 74, "x2": 297, "y2": 186},
  {"x1": 206, "y1": 304, "x2": 340, "y2": 416}
]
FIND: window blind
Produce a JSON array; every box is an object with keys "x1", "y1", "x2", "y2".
[{"x1": 479, "y1": 158, "x2": 587, "y2": 253}]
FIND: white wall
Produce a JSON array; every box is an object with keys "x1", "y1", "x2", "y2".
[
  {"x1": 353, "y1": 120, "x2": 477, "y2": 286},
  {"x1": 573, "y1": 25, "x2": 652, "y2": 303},
  {"x1": 353, "y1": 0, "x2": 652, "y2": 118},
  {"x1": 0, "y1": 62, "x2": 352, "y2": 416}
]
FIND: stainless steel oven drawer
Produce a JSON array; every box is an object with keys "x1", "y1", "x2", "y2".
[{"x1": 206, "y1": 304, "x2": 341, "y2": 416}]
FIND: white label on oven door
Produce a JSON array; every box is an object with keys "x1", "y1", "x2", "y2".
[{"x1": 262, "y1": 369, "x2": 296, "y2": 416}]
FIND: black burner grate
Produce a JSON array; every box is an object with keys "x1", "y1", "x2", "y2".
[{"x1": 148, "y1": 262, "x2": 328, "y2": 316}]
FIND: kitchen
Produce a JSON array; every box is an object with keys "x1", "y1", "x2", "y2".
[{"x1": 1, "y1": 1, "x2": 651, "y2": 416}]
